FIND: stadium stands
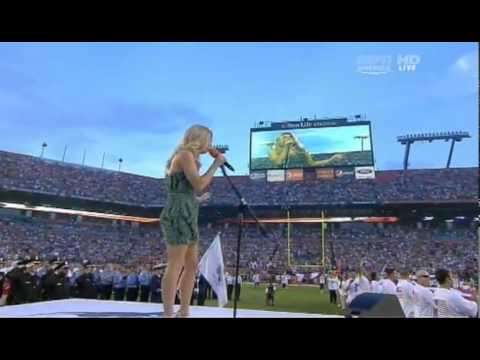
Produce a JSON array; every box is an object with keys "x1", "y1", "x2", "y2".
[{"x1": 0, "y1": 151, "x2": 477, "y2": 206}]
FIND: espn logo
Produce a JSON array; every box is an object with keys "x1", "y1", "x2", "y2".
[{"x1": 397, "y1": 54, "x2": 421, "y2": 72}]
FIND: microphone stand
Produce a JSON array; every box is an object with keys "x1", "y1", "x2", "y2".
[{"x1": 219, "y1": 166, "x2": 269, "y2": 318}]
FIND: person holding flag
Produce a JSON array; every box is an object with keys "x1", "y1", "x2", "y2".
[{"x1": 198, "y1": 232, "x2": 228, "y2": 308}]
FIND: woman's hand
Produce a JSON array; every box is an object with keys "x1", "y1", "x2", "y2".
[
  {"x1": 208, "y1": 147, "x2": 226, "y2": 167},
  {"x1": 196, "y1": 192, "x2": 211, "y2": 203},
  {"x1": 213, "y1": 153, "x2": 226, "y2": 167}
]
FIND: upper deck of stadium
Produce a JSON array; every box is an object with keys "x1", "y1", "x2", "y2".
[{"x1": 0, "y1": 150, "x2": 477, "y2": 208}]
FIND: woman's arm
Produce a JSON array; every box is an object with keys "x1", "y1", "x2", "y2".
[{"x1": 178, "y1": 150, "x2": 225, "y2": 193}]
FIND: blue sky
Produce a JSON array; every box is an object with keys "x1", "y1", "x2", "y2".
[
  {"x1": 0, "y1": 42, "x2": 477, "y2": 177},
  {"x1": 252, "y1": 124, "x2": 372, "y2": 158}
]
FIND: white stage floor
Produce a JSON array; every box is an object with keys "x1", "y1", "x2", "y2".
[{"x1": 0, "y1": 299, "x2": 342, "y2": 318}]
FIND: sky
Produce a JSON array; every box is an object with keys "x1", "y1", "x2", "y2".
[
  {"x1": 0, "y1": 42, "x2": 478, "y2": 178},
  {"x1": 251, "y1": 124, "x2": 372, "y2": 158}
]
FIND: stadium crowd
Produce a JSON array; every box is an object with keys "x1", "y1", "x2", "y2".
[
  {"x1": 1, "y1": 151, "x2": 477, "y2": 206},
  {"x1": 0, "y1": 214, "x2": 477, "y2": 279},
  {"x1": 1, "y1": 213, "x2": 477, "y2": 316}
]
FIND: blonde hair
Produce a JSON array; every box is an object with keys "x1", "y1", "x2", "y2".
[{"x1": 166, "y1": 125, "x2": 213, "y2": 172}]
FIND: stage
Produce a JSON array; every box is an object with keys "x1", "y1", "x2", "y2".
[{"x1": 0, "y1": 299, "x2": 342, "y2": 318}]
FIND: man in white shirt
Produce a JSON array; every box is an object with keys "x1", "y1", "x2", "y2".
[
  {"x1": 412, "y1": 269, "x2": 435, "y2": 318},
  {"x1": 433, "y1": 269, "x2": 478, "y2": 318},
  {"x1": 319, "y1": 273, "x2": 326, "y2": 291},
  {"x1": 281, "y1": 273, "x2": 289, "y2": 289},
  {"x1": 378, "y1": 267, "x2": 397, "y2": 295},
  {"x1": 327, "y1": 272, "x2": 339, "y2": 305},
  {"x1": 396, "y1": 270, "x2": 416, "y2": 317},
  {"x1": 253, "y1": 273, "x2": 260, "y2": 287},
  {"x1": 346, "y1": 270, "x2": 370, "y2": 306}
]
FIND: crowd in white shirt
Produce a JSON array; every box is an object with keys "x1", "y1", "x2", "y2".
[{"x1": 326, "y1": 265, "x2": 478, "y2": 318}]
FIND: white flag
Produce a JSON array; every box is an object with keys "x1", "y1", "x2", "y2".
[{"x1": 198, "y1": 233, "x2": 228, "y2": 307}]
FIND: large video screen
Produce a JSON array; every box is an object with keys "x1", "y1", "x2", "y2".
[{"x1": 250, "y1": 123, "x2": 374, "y2": 171}]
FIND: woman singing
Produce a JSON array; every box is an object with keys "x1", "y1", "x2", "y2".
[{"x1": 160, "y1": 125, "x2": 225, "y2": 318}]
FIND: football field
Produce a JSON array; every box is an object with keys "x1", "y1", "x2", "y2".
[{"x1": 203, "y1": 283, "x2": 345, "y2": 316}]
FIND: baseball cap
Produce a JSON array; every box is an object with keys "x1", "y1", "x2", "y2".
[{"x1": 416, "y1": 270, "x2": 430, "y2": 278}]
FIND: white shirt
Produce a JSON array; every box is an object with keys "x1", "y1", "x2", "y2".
[
  {"x1": 327, "y1": 277, "x2": 339, "y2": 291},
  {"x1": 433, "y1": 288, "x2": 478, "y2": 318},
  {"x1": 379, "y1": 279, "x2": 397, "y2": 295},
  {"x1": 339, "y1": 279, "x2": 350, "y2": 296},
  {"x1": 346, "y1": 275, "x2": 370, "y2": 305},
  {"x1": 319, "y1": 275, "x2": 325, "y2": 284},
  {"x1": 370, "y1": 280, "x2": 382, "y2": 293},
  {"x1": 253, "y1": 274, "x2": 260, "y2": 283},
  {"x1": 281, "y1": 275, "x2": 288, "y2": 284},
  {"x1": 236, "y1": 275, "x2": 242, "y2": 285},
  {"x1": 396, "y1": 279, "x2": 416, "y2": 317},
  {"x1": 226, "y1": 275, "x2": 234, "y2": 285},
  {"x1": 413, "y1": 284, "x2": 435, "y2": 318}
]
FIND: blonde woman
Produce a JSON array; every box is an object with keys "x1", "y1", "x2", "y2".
[{"x1": 160, "y1": 125, "x2": 225, "y2": 318}]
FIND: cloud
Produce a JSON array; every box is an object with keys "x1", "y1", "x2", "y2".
[
  {"x1": 101, "y1": 101, "x2": 211, "y2": 135},
  {"x1": 451, "y1": 51, "x2": 479, "y2": 78}
]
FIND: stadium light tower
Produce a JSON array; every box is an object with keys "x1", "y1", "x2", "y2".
[
  {"x1": 40, "y1": 142, "x2": 47, "y2": 158},
  {"x1": 354, "y1": 135, "x2": 369, "y2": 152},
  {"x1": 397, "y1": 131, "x2": 471, "y2": 170}
]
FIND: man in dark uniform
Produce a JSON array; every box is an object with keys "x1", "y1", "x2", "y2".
[
  {"x1": 265, "y1": 281, "x2": 276, "y2": 306},
  {"x1": 150, "y1": 266, "x2": 163, "y2": 303},
  {"x1": 100, "y1": 265, "x2": 114, "y2": 300},
  {"x1": 234, "y1": 274, "x2": 242, "y2": 302},
  {"x1": 68, "y1": 266, "x2": 80, "y2": 298},
  {"x1": 5, "y1": 257, "x2": 42, "y2": 305},
  {"x1": 197, "y1": 274, "x2": 208, "y2": 306},
  {"x1": 40, "y1": 259, "x2": 58, "y2": 301},
  {"x1": 206, "y1": 281, "x2": 212, "y2": 299},
  {"x1": 92, "y1": 267, "x2": 102, "y2": 297},
  {"x1": 0, "y1": 269, "x2": 5, "y2": 299},
  {"x1": 1, "y1": 272, "x2": 12, "y2": 306},
  {"x1": 42, "y1": 261, "x2": 70, "y2": 300},
  {"x1": 138, "y1": 267, "x2": 152, "y2": 302},
  {"x1": 112, "y1": 265, "x2": 126, "y2": 301},
  {"x1": 76, "y1": 262, "x2": 98, "y2": 299},
  {"x1": 126, "y1": 267, "x2": 139, "y2": 301},
  {"x1": 23, "y1": 262, "x2": 42, "y2": 303},
  {"x1": 30, "y1": 262, "x2": 44, "y2": 302},
  {"x1": 3, "y1": 262, "x2": 27, "y2": 305},
  {"x1": 191, "y1": 274, "x2": 198, "y2": 305}
]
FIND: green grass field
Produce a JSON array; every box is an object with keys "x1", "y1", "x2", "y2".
[{"x1": 202, "y1": 283, "x2": 345, "y2": 316}]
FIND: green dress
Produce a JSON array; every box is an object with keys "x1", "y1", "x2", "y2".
[{"x1": 160, "y1": 172, "x2": 200, "y2": 246}]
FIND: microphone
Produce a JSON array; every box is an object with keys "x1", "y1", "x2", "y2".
[{"x1": 208, "y1": 147, "x2": 235, "y2": 172}]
